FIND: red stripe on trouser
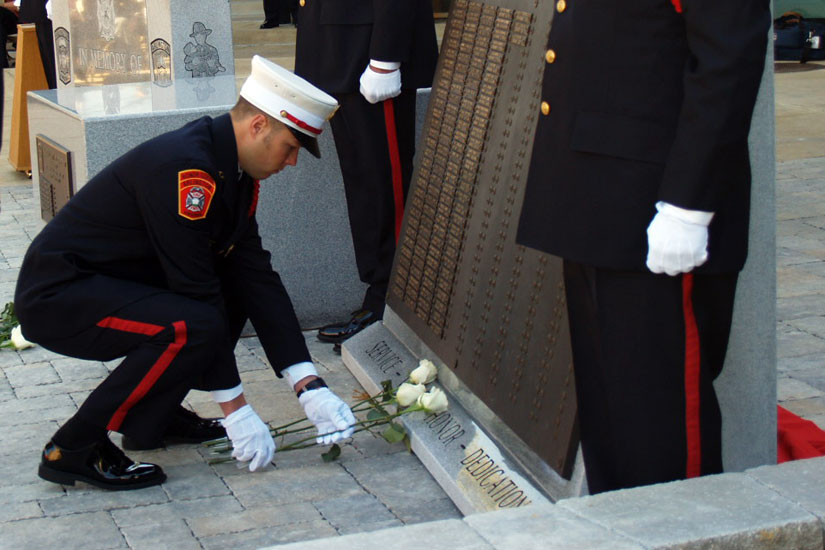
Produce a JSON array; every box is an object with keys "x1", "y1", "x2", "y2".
[
  {"x1": 383, "y1": 98, "x2": 405, "y2": 243},
  {"x1": 96, "y1": 317, "x2": 188, "y2": 431},
  {"x1": 97, "y1": 316, "x2": 164, "y2": 336},
  {"x1": 671, "y1": 0, "x2": 683, "y2": 12},
  {"x1": 682, "y1": 273, "x2": 702, "y2": 478}
]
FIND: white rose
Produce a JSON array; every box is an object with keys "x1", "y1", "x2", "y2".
[
  {"x1": 416, "y1": 387, "x2": 448, "y2": 414},
  {"x1": 10, "y1": 325, "x2": 35, "y2": 350},
  {"x1": 396, "y1": 382, "x2": 426, "y2": 407},
  {"x1": 409, "y1": 359, "x2": 438, "y2": 385}
]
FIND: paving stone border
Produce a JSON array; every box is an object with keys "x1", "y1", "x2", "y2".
[{"x1": 266, "y1": 456, "x2": 825, "y2": 550}]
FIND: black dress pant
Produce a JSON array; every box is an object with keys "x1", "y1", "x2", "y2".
[
  {"x1": 32, "y1": 277, "x2": 245, "y2": 443},
  {"x1": 330, "y1": 90, "x2": 417, "y2": 317},
  {"x1": 263, "y1": 0, "x2": 295, "y2": 24},
  {"x1": 562, "y1": 261, "x2": 738, "y2": 494}
]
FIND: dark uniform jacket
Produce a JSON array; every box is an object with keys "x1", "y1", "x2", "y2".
[
  {"x1": 516, "y1": 0, "x2": 771, "y2": 273},
  {"x1": 15, "y1": 114, "x2": 308, "y2": 374},
  {"x1": 294, "y1": 0, "x2": 439, "y2": 93}
]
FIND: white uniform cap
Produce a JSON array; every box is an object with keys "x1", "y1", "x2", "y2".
[{"x1": 239, "y1": 55, "x2": 338, "y2": 158}]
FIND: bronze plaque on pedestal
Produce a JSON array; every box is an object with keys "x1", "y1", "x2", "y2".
[
  {"x1": 36, "y1": 135, "x2": 74, "y2": 222},
  {"x1": 388, "y1": 0, "x2": 578, "y2": 478}
]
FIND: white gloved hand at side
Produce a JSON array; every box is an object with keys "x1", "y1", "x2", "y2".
[
  {"x1": 646, "y1": 201, "x2": 713, "y2": 276},
  {"x1": 299, "y1": 388, "x2": 357, "y2": 445},
  {"x1": 359, "y1": 65, "x2": 402, "y2": 104},
  {"x1": 222, "y1": 404, "x2": 275, "y2": 471}
]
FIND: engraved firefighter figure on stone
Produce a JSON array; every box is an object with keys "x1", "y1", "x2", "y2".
[
  {"x1": 97, "y1": 0, "x2": 116, "y2": 42},
  {"x1": 183, "y1": 22, "x2": 225, "y2": 78}
]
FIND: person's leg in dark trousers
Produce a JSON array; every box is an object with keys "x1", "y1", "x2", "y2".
[
  {"x1": 38, "y1": 289, "x2": 238, "y2": 447},
  {"x1": 562, "y1": 261, "x2": 737, "y2": 494},
  {"x1": 0, "y1": 6, "x2": 18, "y2": 69},
  {"x1": 261, "y1": 0, "x2": 279, "y2": 28},
  {"x1": 329, "y1": 90, "x2": 417, "y2": 318}
]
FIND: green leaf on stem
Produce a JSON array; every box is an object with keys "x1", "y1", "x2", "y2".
[
  {"x1": 367, "y1": 408, "x2": 389, "y2": 422},
  {"x1": 382, "y1": 422, "x2": 407, "y2": 443},
  {"x1": 321, "y1": 443, "x2": 341, "y2": 462},
  {"x1": 403, "y1": 434, "x2": 412, "y2": 453}
]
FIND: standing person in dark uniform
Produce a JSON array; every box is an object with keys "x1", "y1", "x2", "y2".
[
  {"x1": 293, "y1": 0, "x2": 438, "y2": 346},
  {"x1": 15, "y1": 56, "x2": 356, "y2": 490},
  {"x1": 17, "y1": 0, "x2": 55, "y2": 88},
  {"x1": 260, "y1": 0, "x2": 279, "y2": 28},
  {"x1": 516, "y1": 0, "x2": 771, "y2": 494}
]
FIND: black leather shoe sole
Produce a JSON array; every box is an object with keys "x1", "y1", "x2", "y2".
[
  {"x1": 120, "y1": 432, "x2": 223, "y2": 451},
  {"x1": 259, "y1": 20, "x2": 279, "y2": 28},
  {"x1": 38, "y1": 462, "x2": 166, "y2": 490},
  {"x1": 317, "y1": 309, "x2": 376, "y2": 344}
]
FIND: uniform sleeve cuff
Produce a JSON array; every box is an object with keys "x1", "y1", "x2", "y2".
[
  {"x1": 282, "y1": 361, "x2": 319, "y2": 388},
  {"x1": 656, "y1": 201, "x2": 714, "y2": 226},
  {"x1": 370, "y1": 59, "x2": 401, "y2": 71},
  {"x1": 211, "y1": 383, "x2": 244, "y2": 403}
]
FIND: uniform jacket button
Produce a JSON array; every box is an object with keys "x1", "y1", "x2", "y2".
[
  {"x1": 541, "y1": 101, "x2": 551, "y2": 115},
  {"x1": 556, "y1": 0, "x2": 566, "y2": 12},
  {"x1": 299, "y1": 0, "x2": 305, "y2": 6},
  {"x1": 545, "y1": 49, "x2": 556, "y2": 64}
]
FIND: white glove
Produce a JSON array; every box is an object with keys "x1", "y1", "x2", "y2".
[
  {"x1": 646, "y1": 201, "x2": 713, "y2": 276},
  {"x1": 222, "y1": 404, "x2": 275, "y2": 472},
  {"x1": 359, "y1": 65, "x2": 402, "y2": 104},
  {"x1": 299, "y1": 388, "x2": 357, "y2": 445}
]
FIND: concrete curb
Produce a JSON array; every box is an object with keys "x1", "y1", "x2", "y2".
[{"x1": 262, "y1": 456, "x2": 825, "y2": 550}]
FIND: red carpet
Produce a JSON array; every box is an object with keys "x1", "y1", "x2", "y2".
[{"x1": 777, "y1": 405, "x2": 825, "y2": 463}]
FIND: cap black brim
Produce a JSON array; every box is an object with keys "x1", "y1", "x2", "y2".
[{"x1": 289, "y1": 127, "x2": 321, "y2": 159}]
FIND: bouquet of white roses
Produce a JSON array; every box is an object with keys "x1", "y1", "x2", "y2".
[{"x1": 205, "y1": 359, "x2": 448, "y2": 463}]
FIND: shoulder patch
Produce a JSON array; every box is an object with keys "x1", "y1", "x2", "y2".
[{"x1": 178, "y1": 169, "x2": 216, "y2": 220}]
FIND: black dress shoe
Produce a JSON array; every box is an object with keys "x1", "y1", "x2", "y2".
[
  {"x1": 121, "y1": 406, "x2": 226, "y2": 450},
  {"x1": 317, "y1": 309, "x2": 377, "y2": 344},
  {"x1": 259, "y1": 19, "x2": 279, "y2": 29},
  {"x1": 38, "y1": 438, "x2": 165, "y2": 491}
]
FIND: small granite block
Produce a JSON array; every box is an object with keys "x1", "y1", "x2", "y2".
[
  {"x1": 111, "y1": 495, "x2": 243, "y2": 528},
  {"x1": 185, "y1": 501, "x2": 320, "y2": 539},
  {"x1": 3, "y1": 362, "x2": 60, "y2": 387},
  {"x1": 748, "y1": 457, "x2": 825, "y2": 525},
  {"x1": 199, "y1": 520, "x2": 338, "y2": 550},
  {"x1": 313, "y1": 493, "x2": 396, "y2": 529},
  {"x1": 0, "y1": 500, "x2": 43, "y2": 522},
  {"x1": 121, "y1": 519, "x2": 202, "y2": 550},
  {"x1": 341, "y1": 454, "x2": 456, "y2": 521},
  {"x1": 0, "y1": 511, "x2": 125, "y2": 550},
  {"x1": 51, "y1": 358, "x2": 109, "y2": 383},
  {"x1": 558, "y1": 473, "x2": 822, "y2": 550},
  {"x1": 223, "y1": 464, "x2": 365, "y2": 508},
  {"x1": 259, "y1": 519, "x2": 495, "y2": 550},
  {"x1": 464, "y1": 504, "x2": 645, "y2": 550},
  {"x1": 161, "y1": 462, "x2": 232, "y2": 500},
  {"x1": 40, "y1": 485, "x2": 168, "y2": 516}
]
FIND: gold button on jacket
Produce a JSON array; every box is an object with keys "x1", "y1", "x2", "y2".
[
  {"x1": 556, "y1": 0, "x2": 566, "y2": 13},
  {"x1": 545, "y1": 49, "x2": 556, "y2": 64},
  {"x1": 541, "y1": 101, "x2": 551, "y2": 115}
]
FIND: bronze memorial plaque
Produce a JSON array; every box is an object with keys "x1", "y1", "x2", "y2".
[
  {"x1": 36, "y1": 135, "x2": 74, "y2": 222},
  {"x1": 388, "y1": 0, "x2": 578, "y2": 478},
  {"x1": 69, "y1": 0, "x2": 151, "y2": 85}
]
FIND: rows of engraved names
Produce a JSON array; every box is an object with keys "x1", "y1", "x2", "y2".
[{"x1": 393, "y1": 0, "x2": 513, "y2": 338}]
